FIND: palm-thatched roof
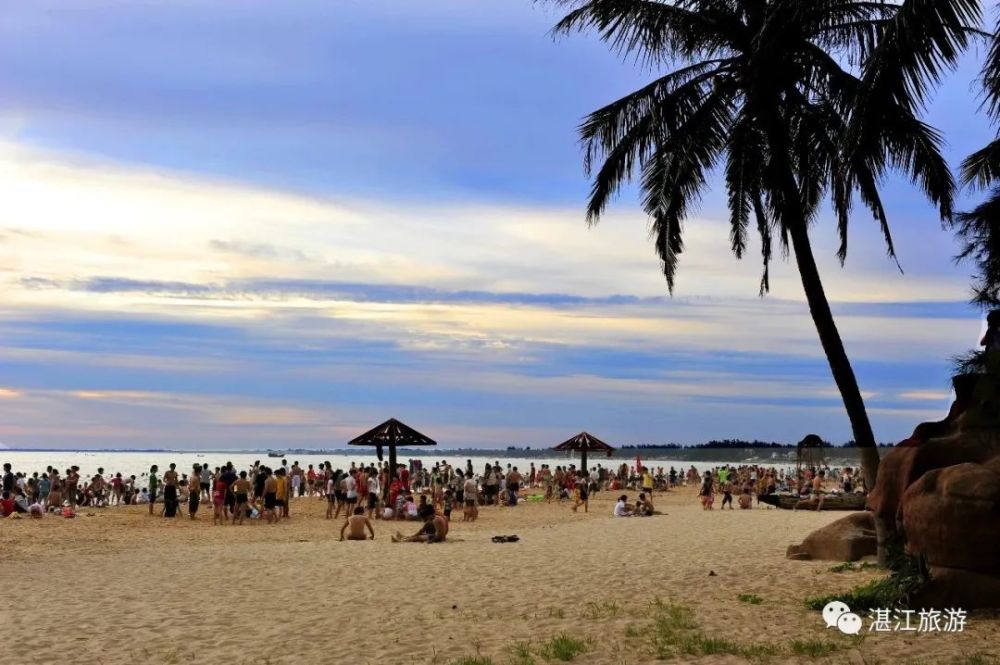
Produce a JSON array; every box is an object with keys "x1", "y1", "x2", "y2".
[
  {"x1": 553, "y1": 431, "x2": 615, "y2": 456},
  {"x1": 348, "y1": 418, "x2": 436, "y2": 461},
  {"x1": 797, "y1": 434, "x2": 825, "y2": 449}
]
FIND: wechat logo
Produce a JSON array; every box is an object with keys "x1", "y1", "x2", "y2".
[{"x1": 823, "y1": 601, "x2": 863, "y2": 635}]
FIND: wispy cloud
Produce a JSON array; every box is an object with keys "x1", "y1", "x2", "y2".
[{"x1": 0, "y1": 139, "x2": 979, "y2": 449}]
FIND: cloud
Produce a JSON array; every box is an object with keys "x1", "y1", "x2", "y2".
[{"x1": 0, "y1": 142, "x2": 980, "y2": 449}]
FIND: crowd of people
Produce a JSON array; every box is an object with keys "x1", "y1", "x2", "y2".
[{"x1": 1, "y1": 458, "x2": 863, "y2": 524}]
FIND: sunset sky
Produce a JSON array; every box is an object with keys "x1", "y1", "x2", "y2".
[{"x1": 0, "y1": 0, "x2": 994, "y2": 450}]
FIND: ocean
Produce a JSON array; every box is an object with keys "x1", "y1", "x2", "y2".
[{"x1": 0, "y1": 449, "x2": 808, "y2": 482}]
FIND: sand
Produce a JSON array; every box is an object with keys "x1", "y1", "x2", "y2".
[{"x1": 1, "y1": 489, "x2": 997, "y2": 665}]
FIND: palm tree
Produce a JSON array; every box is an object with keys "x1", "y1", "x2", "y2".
[
  {"x1": 550, "y1": 0, "x2": 978, "y2": 500},
  {"x1": 955, "y1": 11, "x2": 1000, "y2": 313}
]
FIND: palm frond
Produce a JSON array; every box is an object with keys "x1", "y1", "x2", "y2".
[
  {"x1": 954, "y1": 187, "x2": 1000, "y2": 308},
  {"x1": 551, "y1": 0, "x2": 731, "y2": 66},
  {"x1": 960, "y1": 137, "x2": 1000, "y2": 190}
]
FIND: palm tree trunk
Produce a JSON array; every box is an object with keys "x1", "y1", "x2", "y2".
[
  {"x1": 762, "y1": 117, "x2": 887, "y2": 562},
  {"x1": 785, "y1": 222, "x2": 881, "y2": 479}
]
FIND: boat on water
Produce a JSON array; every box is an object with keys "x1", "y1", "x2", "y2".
[
  {"x1": 758, "y1": 492, "x2": 867, "y2": 511},
  {"x1": 267, "y1": 451, "x2": 285, "y2": 458}
]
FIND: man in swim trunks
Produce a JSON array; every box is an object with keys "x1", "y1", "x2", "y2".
[
  {"x1": 463, "y1": 474, "x2": 478, "y2": 522},
  {"x1": 340, "y1": 506, "x2": 375, "y2": 541},
  {"x1": 341, "y1": 470, "x2": 357, "y2": 516},
  {"x1": 232, "y1": 471, "x2": 252, "y2": 525},
  {"x1": 263, "y1": 468, "x2": 278, "y2": 524},
  {"x1": 200, "y1": 464, "x2": 211, "y2": 500},
  {"x1": 66, "y1": 466, "x2": 79, "y2": 507},
  {"x1": 163, "y1": 463, "x2": 179, "y2": 517},
  {"x1": 188, "y1": 464, "x2": 201, "y2": 519},
  {"x1": 720, "y1": 480, "x2": 733, "y2": 510},
  {"x1": 147, "y1": 465, "x2": 159, "y2": 515},
  {"x1": 392, "y1": 509, "x2": 448, "y2": 543}
]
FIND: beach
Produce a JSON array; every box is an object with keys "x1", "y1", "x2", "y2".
[{"x1": 2, "y1": 489, "x2": 996, "y2": 665}]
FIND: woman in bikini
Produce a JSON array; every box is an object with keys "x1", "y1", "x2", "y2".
[{"x1": 212, "y1": 473, "x2": 228, "y2": 525}]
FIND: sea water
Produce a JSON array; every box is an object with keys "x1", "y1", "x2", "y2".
[{"x1": 0, "y1": 449, "x2": 763, "y2": 482}]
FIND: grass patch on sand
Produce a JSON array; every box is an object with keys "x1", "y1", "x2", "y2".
[
  {"x1": 790, "y1": 639, "x2": 839, "y2": 657},
  {"x1": 507, "y1": 641, "x2": 537, "y2": 665},
  {"x1": 642, "y1": 599, "x2": 782, "y2": 662},
  {"x1": 737, "y1": 593, "x2": 763, "y2": 604},
  {"x1": 829, "y1": 561, "x2": 880, "y2": 573},
  {"x1": 953, "y1": 655, "x2": 1000, "y2": 665},
  {"x1": 805, "y1": 573, "x2": 924, "y2": 612},
  {"x1": 450, "y1": 658, "x2": 496, "y2": 665},
  {"x1": 538, "y1": 634, "x2": 588, "y2": 662},
  {"x1": 582, "y1": 600, "x2": 621, "y2": 619}
]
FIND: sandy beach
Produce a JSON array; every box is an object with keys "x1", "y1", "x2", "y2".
[{"x1": 2, "y1": 489, "x2": 996, "y2": 665}]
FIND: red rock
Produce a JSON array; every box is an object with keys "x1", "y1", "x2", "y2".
[
  {"x1": 914, "y1": 567, "x2": 1000, "y2": 610},
  {"x1": 901, "y1": 462, "x2": 1000, "y2": 573},
  {"x1": 786, "y1": 512, "x2": 876, "y2": 562},
  {"x1": 867, "y1": 429, "x2": 1000, "y2": 522}
]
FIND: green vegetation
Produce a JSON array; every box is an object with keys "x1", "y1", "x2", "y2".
[
  {"x1": 790, "y1": 639, "x2": 839, "y2": 657},
  {"x1": 736, "y1": 593, "x2": 763, "y2": 604},
  {"x1": 644, "y1": 599, "x2": 789, "y2": 662},
  {"x1": 450, "y1": 658, "x2": 495, "y2": 665},
  {"x1": 538, "y1": 634, "x2": 588, "y2": 662},
  {"x1": 953, "y1": 655, "x2": 1000, "y2": 665},
  {"x1": 582, "y1": 600, "x2": 621, "y2": 619},
  {"x1": 806, "y1": 567, "x2": 926, "y2": 612},
  {"x1": 829, "y1": 561, "x2": 880, "y2": 573},
  {"x1": 507, "y1": 642, "x2": 536, "y2": 665}
]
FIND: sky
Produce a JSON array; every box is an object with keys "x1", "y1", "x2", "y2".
[{"x1": 0, "y1": 0, "x2": 995, "y2": 451}]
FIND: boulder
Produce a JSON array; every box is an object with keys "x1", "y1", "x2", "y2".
[
  {"x1": 786, "y1": 512, "x2": 876, "y2": 562},
  {"x1": 913, "y1": 567, "x2": 1000, "y2": 610},
  {"x1": 867, "y1": 427, "x2": 1000, "y2": 523},
  {"x1": 901, "y1": 460, "x2": 1000, "y2": 573}
]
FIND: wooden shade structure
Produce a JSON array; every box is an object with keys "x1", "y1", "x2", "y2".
[
  {"x1": 348, "y1": 418, "x2": 436, "y2": 481},
  {"x1": 796, "y1": 434, "x2": 826, "y2": 475},
  {"x1": 553, "y1": 431, "x2": 615, "y2": 474}
]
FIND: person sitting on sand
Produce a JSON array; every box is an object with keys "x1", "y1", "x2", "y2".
[
  {"x1": 635, "y1": 492, "x2": 654, "y2": 516},
  {"x1": 613, "y1": 495, "x2": 633, "y2": 517},
  {"x1": 738, "y1": 486, "x2": 753, "y2": 509},
  {"x1": 0, "y1": 491, "x2": 15, "y2": 517},
  {"x1": 392, "y1": 508, "x2": 448, "y2": 542},
  {"x1": 340, "y1": 506, "x2": 375, "y2": 541}
]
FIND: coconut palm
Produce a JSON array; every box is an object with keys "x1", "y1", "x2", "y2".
[
  {"x1": 550, "y1": 0, "x2": 980, "y2": 497},
  {"x1": 955, "y1": 11, "x2": 1000, "y2": 312}
]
